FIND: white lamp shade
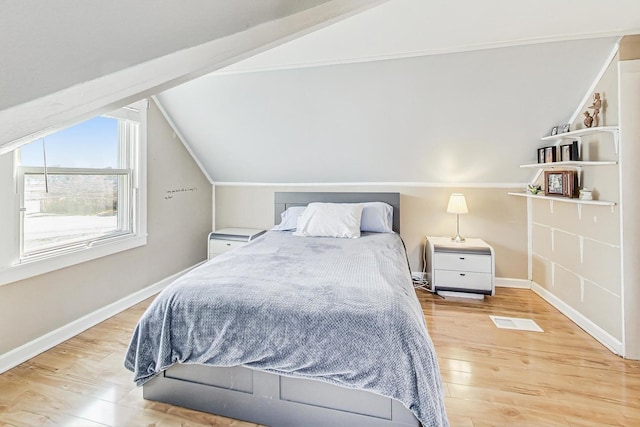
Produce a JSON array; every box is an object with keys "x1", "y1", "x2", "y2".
[{"x1": 447, "y1": 193, "x2": 468, "y2": 214}]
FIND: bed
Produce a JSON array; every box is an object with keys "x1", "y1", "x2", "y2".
[{"x1": 125, "y1": 192, "x2": 448, "y2": 427}]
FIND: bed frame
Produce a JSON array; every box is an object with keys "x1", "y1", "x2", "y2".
[{"x1": 143, "y1": 192, "x2": 419, "y2": 427}]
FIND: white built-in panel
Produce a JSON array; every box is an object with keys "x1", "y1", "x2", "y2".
[
  {"x1": 581, "y1": 240, "x2": 621, "y2": 295},
  {"x1": 552, "y1": 265, "x2": 582, "y2": 308},
  {"x1": 574, "y1": 205, "x2": 620, "y2": 246},
  {"x1": 582, "y1": 279, "x2": 622, "y2": 340},
  {"x1": 531, "y1": 224, "x2": 553, "y2": 260},
  {"x1": 552, "y1": 230, "x2": 581, "y2": 272},
  {"x1": 531, "y1": 254, "x2": 552, "y2": 291}
]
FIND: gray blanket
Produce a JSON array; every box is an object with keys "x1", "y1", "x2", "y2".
[{"x1": 125, "y1": 231, "x2": 448, "y2": 426}]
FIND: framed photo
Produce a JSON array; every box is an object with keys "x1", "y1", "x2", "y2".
[
  {"x1": 550, "y1": 126, "x2": 559, "y2": 136},
  {"x1": 571, "y1": 140, "x2": 579, "y2": 160},
  {"x1": 544, "y1": 146, "x2": 556, "y2": 163},
  {"x1": 562, "y1": 124, "x2": 571, "y2": 133},
  {"x1": 544, "y1": 170, "x2": 577, "y2": 198},
  {"x1": 537, "y1": 148, "x2": 546, "y2": 164},
  {"x1": 560, "y1": 144, "x2": 573, "y2": 161},
  {"x1": 559, "y1": 141, "x2": 579, "y2": 161}
]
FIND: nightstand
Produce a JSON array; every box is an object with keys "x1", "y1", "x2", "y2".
[
  {"x1": 425, "y1": 236, "x2": 495, "y2": 296},
  {"x1": 208, "y1": 228, "x2": 266, "y2": 259}
]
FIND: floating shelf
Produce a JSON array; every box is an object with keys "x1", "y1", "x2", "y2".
[
  {"x1": 540, "y1": 126, "x2": 619, "y2": 142},
  {"x1": 540, "y1": 126, "x2": 619, "y2": 154},
  {"x1": 519, "y1": 161, "x2": 617, "y2": 187},
  {"x1": 514, "y1": 126, "x2": 619, "y2": 215},
  {"x1": 508, "y1": 192, "x2": 616, "y2": 206},
  {"x1": 519, "y1": 161, "x2": 617, "y2": 169}
]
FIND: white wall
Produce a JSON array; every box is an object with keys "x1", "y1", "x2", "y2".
[
  {"x1": 619, "y1": 58, "x2": 640, "y2": 358},
  {"x1": 215, "y1": 184, "x2": 528, "y2": 280},
  {"x1": 157, "y1": 38, "x2": 617, "y2": 185},
  {"x1": 0, "y1": 101, "x2": 212, "y2": 355}
]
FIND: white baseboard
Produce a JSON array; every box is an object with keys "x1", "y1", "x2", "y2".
[
  {"x1": 531, "y1": 281, "x2": 623, "y2": 356},
  {"x1": 495, "y1": 277, "x2": 532, "y2": 289},
  {"x1": 0, "y1": 262, "x2": 203, "y2": 374}
]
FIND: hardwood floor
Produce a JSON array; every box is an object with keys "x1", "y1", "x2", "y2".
[
  {"x1": 417, "y1": 289, "x2": 640, "y2": 426},
  {"x1": 1, "y1": 287, "x2": 639, "y2": 426}
]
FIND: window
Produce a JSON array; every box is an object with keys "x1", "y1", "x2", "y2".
[
  {"x1": 18, "y1": 115, "x2": 138, "y2": 258},
  {"x1": 0, "y1": 101, "x2": 147, "y2": 285}
]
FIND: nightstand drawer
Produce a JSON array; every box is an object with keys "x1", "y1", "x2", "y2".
[
  {"x1": 208, "y1": 239, "x2": 248, "y2": 258},
  {"x1": 433, "y1": 270, "x2": 492, "y2": 292},
  {"x1": 434, "y1": 252, "x2": 491, "y2": 273}
]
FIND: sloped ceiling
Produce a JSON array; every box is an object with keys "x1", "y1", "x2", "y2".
[
  {"x1": 2, "y1": 1, "x2": 328, "y2": 111},
  {"x1": 221, "y1": 0, "x2": 640, "y2": 73},
  {"x1": 156, "y1": 0, "x2": 640, "y2": 184},
  {"x1": 0, "y1": 0, "x2": 382, "y2": 152},
  {"x1": 157, "y1": 38, "x2": 618, "y2": 184},
  {"x1": 4, "y1": 0, "x2": 638, "y2": 184}
]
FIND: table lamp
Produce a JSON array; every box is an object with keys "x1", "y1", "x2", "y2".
[{"x1": 447, "y1": 193, "x2": 468, "y2": 243}]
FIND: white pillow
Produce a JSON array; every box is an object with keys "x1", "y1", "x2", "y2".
[
  {"x1": 293, "y1": 202, "x2": 363, "y2": 239},
  {"x1": 361, "y1": 202, "x2": 393, "y2": 233},
  {"x1": 272, "y1": 206, "x2": 307, "y2": 231}
]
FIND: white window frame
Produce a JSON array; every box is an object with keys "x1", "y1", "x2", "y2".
[
  {"x1": 18, "y1": 166, "x2": 133, "y2": 260},
  {"x1": 0, "y1": 100, "x2": 147, "y2": 286}
]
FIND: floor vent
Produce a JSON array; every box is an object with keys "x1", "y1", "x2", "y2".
[{"x1": 489, "y1": 316, "x2": 543, "y2": 332}]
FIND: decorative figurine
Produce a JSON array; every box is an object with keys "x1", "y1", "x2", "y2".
[
  {"x1": 583, "y1": 111, "x2": 594, "y2": 128},
  {"x1": 588, "y1": 92, "x2": 602, "y2": 127}
]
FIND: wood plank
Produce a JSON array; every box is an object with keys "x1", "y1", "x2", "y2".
[
  {"x1": 419, "y1": 288, "x2": 640, "y2": 425},
  {"x1": 1, "y1": 288, "x2": 639, "y2": 426}
]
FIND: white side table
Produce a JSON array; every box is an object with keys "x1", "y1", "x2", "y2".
[
  {"x1": 208, "y1": 228, "x2": 266, "y2": 259},
  {"x1": 425, "y1": 236, "x2": 495, "y2": 296}
]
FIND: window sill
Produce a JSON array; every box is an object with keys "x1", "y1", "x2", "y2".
[{"x1": 0, "y1": 234, "x2": 147, "y2": 287}]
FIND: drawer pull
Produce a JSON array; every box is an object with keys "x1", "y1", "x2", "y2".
[
  {"x1": 459, "y1": 257, "x2": 465, "y2": 260},
  {"x1": 460, "y1": 273, "x2": 466, "y2": 276},
  {"x1": 226, "y1": 243, "x2": 231, "y2": 246}
]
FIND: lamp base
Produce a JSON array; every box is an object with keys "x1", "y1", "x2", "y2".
[{"x1": 451, "y1": 213, "x2": 466, "y2": 243}]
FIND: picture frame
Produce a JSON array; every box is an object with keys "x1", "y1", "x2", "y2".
[
  {"x1": 544, "y1": 170, "x2": 577, "y2": 198},
  {"x1": 544, "y1": 146, "x2": 556, "y2": 163},
  {"x1": 559, "y1": 141, "x2": 580, "y2": 161},
  {"x1": 560, "y1": 144, "x2": 573, "y2": 161},
  {"x1": 561, "y1": 124, "x2": 571, "y2": 133},
  {"x1": 537, "y1": 148, "x2": 546, "y2": 164},
  {"x1": 571, "y1": 140, "x2": 579, "y2": 160},
  {"x1": 550, "y1": 126, "x2": 559, "y2": 136}
]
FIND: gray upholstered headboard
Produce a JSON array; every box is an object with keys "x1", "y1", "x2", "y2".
[{"x1": 274, "y1": 192, "x2": 401, "y2": 233}]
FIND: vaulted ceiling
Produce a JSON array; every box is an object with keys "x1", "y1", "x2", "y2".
[
  {"x1": 220, "y1": 0, "x2": 640, "y2": 74},
  {"x1": 0, "y1": 0, "x2": 380, "y2": 152},
  {"x1": 156, "y1": 1, "x2": 640, "y2": 184},
  {"x1": 157, "y1": 37, "x2": 618, "y2": 184},
  {"x1": 3, "y1": 0, "x2": 640, "y2": 183}
]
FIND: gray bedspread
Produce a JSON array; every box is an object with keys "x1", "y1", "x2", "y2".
[{"x1": 124, "y1": 231, "x2": 448, "y2": 426}]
